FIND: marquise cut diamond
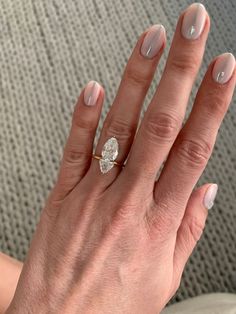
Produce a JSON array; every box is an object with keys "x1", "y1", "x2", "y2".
[
  {"x1": 99, "y1": 137, "x2": 119, "y2": 174},
  {"x1": 101, "y1": 137, "x2": 119, "y2": 161},
  {"x1": 99, "y1": 159, "x2": 114, "y2": 174}
]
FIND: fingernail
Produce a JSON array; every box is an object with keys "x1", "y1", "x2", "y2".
[
  {"x1": 140, "y1": 24, "x2": 166, "y2": 59},
  {"x1": 212, "y1": 53, "x2": 235, "y2": 84},
  {"x1": 84, "y1": 80, "x2": 101, "y2": 106},
  {"x1": 203, "y1": 184, "x2": 218, "y2": 210},
  {"x1": 181, "y1": 3, "x2": 206, "y2": 40}
]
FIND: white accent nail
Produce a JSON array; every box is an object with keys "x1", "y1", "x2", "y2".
[{"x1": 203, "y1": 184, "x2": 218, "y2": 210}]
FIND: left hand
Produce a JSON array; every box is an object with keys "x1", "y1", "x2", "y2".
[{"x1": 6, "y1": 3, "x2": 236, "y2": 314}]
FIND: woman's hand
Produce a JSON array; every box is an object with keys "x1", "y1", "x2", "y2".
[{"x1": 6, "y1": 3, "x2": 235, "y2": 314}]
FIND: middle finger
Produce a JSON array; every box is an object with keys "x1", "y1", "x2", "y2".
[{"x1": 121, "y1": 3, "x2": 210, "y2": 188}]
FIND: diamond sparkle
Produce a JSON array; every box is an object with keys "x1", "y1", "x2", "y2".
[{"x1": 99, "y1": 137, "x2": 119, "y2": 174}]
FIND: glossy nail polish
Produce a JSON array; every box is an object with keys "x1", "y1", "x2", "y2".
[
  {"x1": 203, "y1": 184, "x2": 218, "y2": 210},
  {"x1": 181, "y1": 3, "x2": 206, "y2": 40},
  {"x1": 212, "y1": 53, "x2": 235, "y2": 84},
  {"x1": 84, "y1": 81, "x2": 101, "y2": 106},
  {"x1": 140, "y1": 24, "x2": 165, "y2": 59}
]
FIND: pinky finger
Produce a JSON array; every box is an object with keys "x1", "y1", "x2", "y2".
[
  {"x1": 171, "y1": 183, "x2": 218, "y2": 296},
  {"x1": 49, "y1": 80, "x2": 104, "y2": 205}
]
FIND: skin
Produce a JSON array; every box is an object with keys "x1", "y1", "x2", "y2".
[
  {"x1": 0, "y1": 253, "x2": 22, "y2": 314},
  {"x1": 1, "y1": 5, "x2": 235, "y2": 314}
]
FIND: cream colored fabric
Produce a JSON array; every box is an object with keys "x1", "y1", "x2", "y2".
[
  {"x1": 162, "y1": 293, "x2": 236, "y2": 314},
  {"x1": 0, "y1": 0, "x2": 235, "y2": 306}
]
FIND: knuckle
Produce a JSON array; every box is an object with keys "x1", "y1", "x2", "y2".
[
  {"x1": 157, "y1": 203, "x2": 180, "y2": 232},
  {"x1": 145, "y1": 112, "x2": 181, "y2": 143},
  {"x1": 42, "y1": 205, "x2": 58, "y2": 221},
  {"x1": 184, "y1": 214, "x2": 205, "y2": 243},
  {"x1": 202, "y1": 88, "x2": 229, "y2": 118},
  {"x1": 145, "y1": 201, "x2": 180, "y2": 241},
  {"x1": 72, "y1": 115, "x2": 96, "y2": 132},
  {"x1": 116, "y1": 206, "x2": 136, "y2": 222},
  {"x1": 124, "y1": 63, "x2": 152, "y2": 87},
  {"x1": 115, "y1": 196, "x2": 139, "y2": 221},
  {"x1": 63, "y1": 146, "x2": 90, "y2": 166},
  {"x1": 108, "y1": 205, "x2": 137, "y2": 236},
  {"x1": 176, "y1": 137, "x2": 212, "y2": 169},
  {"x1": 168, "y1": 52, "x2": 199, "y2": 76},
  {"x1": 107, "y1": 194, "x2": 140, "y2": 233},
  {"x1": 103, "y1": 116, "x2": 136, "y2": 142}
]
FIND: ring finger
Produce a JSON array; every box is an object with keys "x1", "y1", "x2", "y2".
[{"x1": 81, "y1": 24, "x2": 166, "y2": 191}]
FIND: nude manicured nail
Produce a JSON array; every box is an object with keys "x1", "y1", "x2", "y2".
[
  {"x1": 212, "y1": 53, "x2": 235, "y2": 84},
  {"x1": 84, "y1": 80, "x2": 101, "y2": 106},
  {"x1": 141, "y1": 24, "x2": 165, "y2": 59},
  {"x1": 181, "y1": 3, "x2": 206, "y2": 40},
  {"x1": 203, "y1": 184, "x2": 218, "y2": 210}
]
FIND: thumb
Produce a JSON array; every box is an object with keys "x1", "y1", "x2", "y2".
[{"x1": 171, "y1": 183, "x2": 218, "y2": 296}]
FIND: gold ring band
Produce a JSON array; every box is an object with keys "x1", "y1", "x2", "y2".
[{"x1": 92, "y1": 154, "x2": 124, "y2": 168}]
